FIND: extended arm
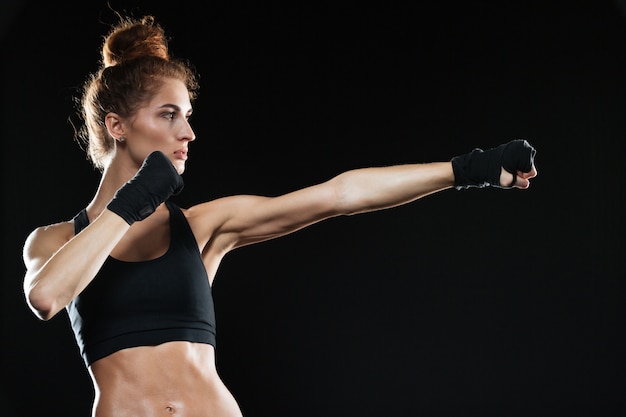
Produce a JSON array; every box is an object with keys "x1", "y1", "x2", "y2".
[{"x1": 192, "y1": 140, "x2": 537, "y2": 254}]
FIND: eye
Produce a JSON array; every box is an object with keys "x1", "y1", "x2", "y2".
[{"x1": 163, "y1": 112, "x2": 176, "y2": 120}]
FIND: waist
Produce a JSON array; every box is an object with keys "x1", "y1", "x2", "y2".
[{"x1": 90, "y1": 341, "x2": 242, "y2": 417}]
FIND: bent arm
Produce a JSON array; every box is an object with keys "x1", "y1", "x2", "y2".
[{"x1": 23, "y1": 210, "x2": 130, "y2": 320}]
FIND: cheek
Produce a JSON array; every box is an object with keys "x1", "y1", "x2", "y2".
[{"x1": 134, "y1": 121, "x2": 170, "y2": 142}]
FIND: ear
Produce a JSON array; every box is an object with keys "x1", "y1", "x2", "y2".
[{"x1": 104, "y1": 112, "x2": 126, "y2": 141}]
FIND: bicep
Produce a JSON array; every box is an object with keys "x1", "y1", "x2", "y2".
[
  {"x1": 236, "y1": 186, "x2": 340, "y2": 246},
  {"x1": 191, "y1": 182, "x2": 342, "y2": 251}
]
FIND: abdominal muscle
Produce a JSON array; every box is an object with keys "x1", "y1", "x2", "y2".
[{"x1": 88, "y1": 341, "x2": 243, "y2": 417}]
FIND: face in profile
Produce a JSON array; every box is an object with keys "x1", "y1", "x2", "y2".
[{"x1": 123, "y1": 78, "x2": 196, "y2": 174}]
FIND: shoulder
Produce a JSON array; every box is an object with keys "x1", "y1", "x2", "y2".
[
  {"x1": 180, "y1": 196, "x2": 244, "y2": 233},
  {"x1": 183, "y1": 195, "x2": 271, "y2": 227},
  {"x1": 23, "y1": 221, "x2": 75, "y2": 264},
  {"x1": 25, "y1": 220, "x2": 75, "y2": 244},
  {"x1": 180, "y1": 195, "x2": 269, "y2": 250}
]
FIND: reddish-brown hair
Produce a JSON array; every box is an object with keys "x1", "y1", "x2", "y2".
[{"x1": 77, "y1": 15, "x2": 199, "y2": 170}]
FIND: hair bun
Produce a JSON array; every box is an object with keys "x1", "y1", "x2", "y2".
[{"x1": 102, "y1": 15, "x2": 169, "y2": 67}]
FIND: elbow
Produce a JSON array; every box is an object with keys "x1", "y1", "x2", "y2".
[
  {"x1": 25, "y1": 285, "x2": 62, "y2": 321},
  {"x1": 27, "y1": 295, "x2": 56, "y2": 321},
  {"x1": 330, "y1": 171, "x2": 379, "y2": 216},
  {"x1": 329, "y1": 174, "x2": 360, "y2": 216}
]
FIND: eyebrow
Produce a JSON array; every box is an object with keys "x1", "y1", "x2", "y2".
[{"x1": 159, "y1": 103, "x2": 193, "y2": 115}]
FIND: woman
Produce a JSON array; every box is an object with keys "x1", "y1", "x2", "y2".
[{"x1": 22, "y1": 14, "x2": 537, "y2": 417}]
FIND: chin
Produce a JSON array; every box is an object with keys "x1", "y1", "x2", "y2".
[{"x1": 172, "y1": 160, "x2": 186, "y2": 175}]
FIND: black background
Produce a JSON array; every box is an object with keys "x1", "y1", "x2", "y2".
[{"x1": 1, "y1": 1, "x2": 625, "y2": 416}]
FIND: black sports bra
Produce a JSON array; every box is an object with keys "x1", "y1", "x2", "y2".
[{"x1": 67, "y1": 200, "x2": 217, "y2": 366}]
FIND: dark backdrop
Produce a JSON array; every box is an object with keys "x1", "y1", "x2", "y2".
[{"x1": 2, "y1": 1, "x2": 625, "y2": 416}]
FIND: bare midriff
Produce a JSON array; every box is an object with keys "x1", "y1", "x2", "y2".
[{"x1": 89, "y1": 341, "x2": 243, "y2": 417}]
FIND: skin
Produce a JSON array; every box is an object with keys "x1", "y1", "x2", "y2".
[{"x1": 22, "y1": 78, "x2": 537, "y2": 416}]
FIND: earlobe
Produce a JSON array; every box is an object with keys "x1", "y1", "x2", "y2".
[{"x1": 105, "y1": 113, "x2": 125, "y2": 141}]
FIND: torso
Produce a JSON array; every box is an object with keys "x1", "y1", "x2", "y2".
[
  {"x1": 89, "y1": 342, "x2": 243, "y2": 417},
  {"x1": 68, "y1": 204, "x2": 240, "y2": 416}
]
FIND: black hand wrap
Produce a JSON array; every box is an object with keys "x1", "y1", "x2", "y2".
[
  {"x1": 451, "y1": 139, "x2": 536, "y2": 190},
  {"x1": 107, "y1": 151, "x2": 184, "y2": 225}
]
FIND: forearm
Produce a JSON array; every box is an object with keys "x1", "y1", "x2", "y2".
[
  {"x1": 25, "y1": 210, "x2": 130, "y2": 320},
  {"x1": 334, "y1": 162, "x2": 454, "y2": 215},
  {"x1": 26, "y1": 151, "x2": 185, "y2": 320}
]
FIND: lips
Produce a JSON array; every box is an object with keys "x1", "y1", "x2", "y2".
[{"x1": 173, "y1": 149, "x2": 188, "y2": 160}]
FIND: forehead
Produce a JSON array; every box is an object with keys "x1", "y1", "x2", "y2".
[{"x1": 146, "y1": 78, "x2": 192, "y2": 110}]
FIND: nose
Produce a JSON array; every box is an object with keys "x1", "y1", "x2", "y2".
[{"x1": 179, "y1": 118, "x2": 196, "y2": 142}]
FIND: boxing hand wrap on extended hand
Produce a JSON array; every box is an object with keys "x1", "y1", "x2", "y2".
[
  {"x1": 107, "y1": 151, "x2": 184, "y2": 225},
  {"x1": 450, "y1": 139, "x2": 536, "y2": 190}
]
